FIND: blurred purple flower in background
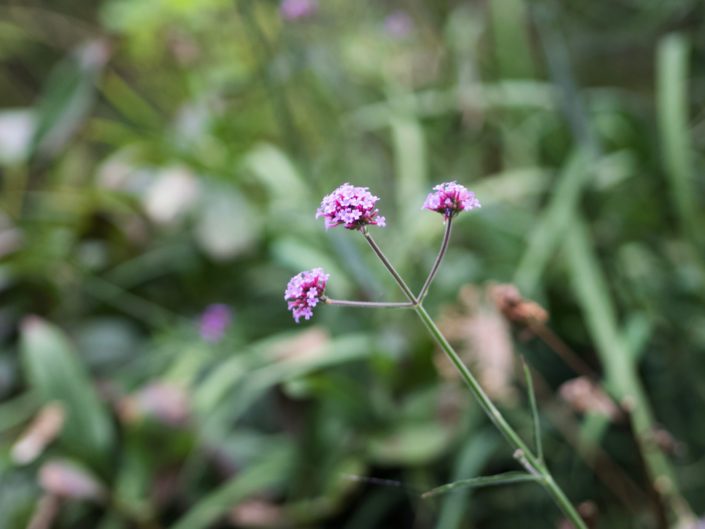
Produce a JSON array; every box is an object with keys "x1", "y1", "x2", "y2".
[
  {"x1": 199, "y1": 303, "x2": 232, "y2": 342},
  {"x1": 384, "y1": 11, "x2": 414, "y2": 38},
  {"x1": 280, "y1": 0, "x2": 318, "y2": 21}
]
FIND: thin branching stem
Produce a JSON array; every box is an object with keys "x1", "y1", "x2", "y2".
[
  {"x1": 412, "y1": 304, "x2": 587, "y2": 529},
  {"x1": 361, "y1": 228, "x2": 418, "y2": 304},
  {"x1": 350, "y1": 226, "x2": 588, "y2": 529},
  {"x1": 417, "y1": 217, "x2": 453, "y2": 301},
  {"x1": 324, "y1": 297, "x2": 413, "y2": 309}
]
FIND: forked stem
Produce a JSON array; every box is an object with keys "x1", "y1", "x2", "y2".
[
  {"x1": 415, "y1": 306, "x2": 585, "y2": 528},
  {"x1": 346, "y1": 226, "x2": 588, "y2": 529}
]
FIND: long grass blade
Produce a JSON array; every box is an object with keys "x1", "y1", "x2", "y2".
[
  {"x1": 489, "y1": 0, "x2": 535, "y2": 79},
  {"x1": 657, "y1": 34, "x2": 699, "y2": 244},
  {"x1": 564, "y1": 218, "x2": 692, "y2": 520},
  {"x1": 514, "y1": 150, "x2": 591, "y2": 294}
]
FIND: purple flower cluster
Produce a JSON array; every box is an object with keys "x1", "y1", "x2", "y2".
[
  {"x1": 423, "y1": 181, "x2": 481, "y2": 219},
  {"x1": 286, "y1": 181, "x2": 480, "y2": 322},
  {"x1": 316, "y1": 183, "x2": 386, "y2": 230},
  {"x1": 280, "y1": 0, "x2": 317, "y2": 21},
  {"x1": 199, "y1": 304, "x2": 232, "y2": 343},
  {"x1": 285, "y1": 268, "x2": 329, "y2": 323}
]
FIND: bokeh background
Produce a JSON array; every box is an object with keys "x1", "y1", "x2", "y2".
[{"x1": 1, "y1": 0, "x2": 705, "y2": 528}]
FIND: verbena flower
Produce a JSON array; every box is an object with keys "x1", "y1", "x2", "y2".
[
  {"x1": 280, "y1": 0, "x2": 317, "y2": 21},
  {"x1": 199, "y1": 304, "x2": 232, "y2": 343},
  {"x1": 285, "y1": 268, "x2": 329, "y2": 323},
  {"x1": 316, "y1": 183, "x2": 386, "y2": 230},
  {"x1": 384, "y1": 11, "x2": 414, "y2": 38},
  {"x1": 423, "y1": 181, "x2": 480, "y2": 219}
]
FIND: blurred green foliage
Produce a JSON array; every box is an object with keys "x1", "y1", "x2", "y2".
[{"x1": 1, "y1": 1, "x2": 705, "y2": 528}]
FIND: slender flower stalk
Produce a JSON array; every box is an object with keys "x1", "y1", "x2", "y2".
[
  {"x1": 417, "y1": 218, "x2": 453, "y2": 302},
  {"x1": 323, "y1": 297, "x2": 413, "y2": 309},
  {"x1": 361, "y1": 227, "x2": 418, "y2": 305}
]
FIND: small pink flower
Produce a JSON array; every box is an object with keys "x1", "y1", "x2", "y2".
[
  {"x1": 423, "y1": 181, "x2": 480, "y2": 219},
  {"x1": 285, "y1": 268, "x2": 329, "y2": 323},
  {"x1": 199, "y1": 304, "x2": 232, "y2": 343},
  {"x1": 384, "y1": 11, "x2": 414, "y2": 38},
  {"x1": 280, "y1": 0, "x2": 317, "y2": 21},
  {"x1": 316, "y1": 183, "x2": 386, "y2": 230}
]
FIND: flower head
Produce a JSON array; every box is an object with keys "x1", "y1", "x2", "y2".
[
  {"x1": 280, "y1": 0, "x2": 317, "y2": 21},
  {"x1": 423, "y1": 181, "x2": 480, "y2": 219},
  {"x1": 316, "y1": 183, "x2": 386, "y2": 230},
  {"x1": 199, "y1": 304, "x2": 232, "y2": 343},
  {"x1": 285, "y1": 268, "x2": 329, "y2": 323}
]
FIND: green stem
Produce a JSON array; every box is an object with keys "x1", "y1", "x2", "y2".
[
  {"x1": 414, "y1": 303, "x2": 530, "y2": 452},
  {"x1": 413, "y1": 304, "x2": 586, "y2": 528},
  {"x1": 417, "y1": 218, "x2": 453, "y2": 301},
  {"x1": 362, "y1": 228, "x2": 418, "y2": 304},
  {"x1": 354, "y1": 225, "x2": 586, "y2": 527},
  {"x1": 324, "y1": 297, "x2": 413, "y2": 309}
]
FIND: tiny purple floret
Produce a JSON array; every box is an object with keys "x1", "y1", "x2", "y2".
[
  {"x1": 285, "y1": 268, "x2": 329, "y2": 323},
  {"x1": 280, "y1": 0, "x2": 317, "y2": 20},
  {"x1": 423, "y1": 181, "x2": 481, "y2": 219},
  {"x1": 384, "y1": 11, "x2": 414, "y2": 38},
  {"x1": 199, "y1": 304, "x2": 232, "y2": 343},
  {"x1": 316, "y1": 183, "x2": 386, "y2": 230}
]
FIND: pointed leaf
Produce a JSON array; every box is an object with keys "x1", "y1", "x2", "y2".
[
  {"x1": 20, "y1": 317, "x2": 114, "y2": 467},
  {"x1": 422, "y1": 471, "x2": 540, "y2": 499}
]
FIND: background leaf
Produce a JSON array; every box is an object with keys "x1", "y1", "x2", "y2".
[{"x1": 20, "y1": 317, "x2": 114, "y2": 469}]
